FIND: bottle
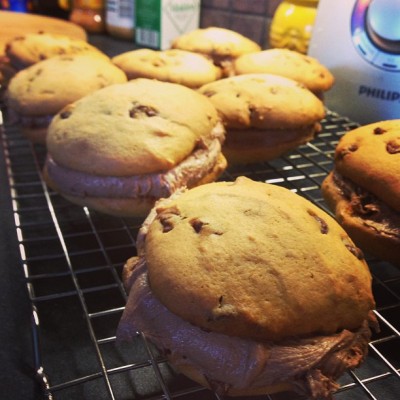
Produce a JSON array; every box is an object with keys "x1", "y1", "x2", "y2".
[
  {"x1": 31, "y1": 0, "x2": 69, "y2": 18},
  {"x1": 69, "y1": 0, "x2": 105, "y2": 33},
  {"x1": 269, "y1": 0, "x2": 319, "y2": 54},
  {"x1": 105, "y1": 0, "x2": 135, "y2": 40}
]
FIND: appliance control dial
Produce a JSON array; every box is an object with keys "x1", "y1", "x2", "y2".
[
  {"x1": 351, "y1": 0, "x2": 400, "y2": 71},
  {"x1": 366, "y1": 0, "x2": 400, "y2": 53}
]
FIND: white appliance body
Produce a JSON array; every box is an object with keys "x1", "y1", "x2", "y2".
[{"x1": 308, "y1": 0, "x2": 400, "y2": 124}]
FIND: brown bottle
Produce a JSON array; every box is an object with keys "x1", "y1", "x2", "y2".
[
  {"x1": 69, "y1": 0, "x2": 105, "y2": 33},
  {"x1": 32, "y1": 0, "x2": 70, "y2": 19}
]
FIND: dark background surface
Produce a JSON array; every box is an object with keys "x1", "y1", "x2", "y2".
[{"x1": 0, "y1": 125, "x2": 38, "y2": 397}]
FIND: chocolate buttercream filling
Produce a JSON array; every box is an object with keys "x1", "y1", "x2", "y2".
[
  {"x1": 332, "y1": 171, "x2": 400, "y2": 239},
  {"x1": 117, "y1": 258, "x2": 376, "y2": 399},
  {"x1": 45, "y1": 133, "x2": 224, "y2": 199}
]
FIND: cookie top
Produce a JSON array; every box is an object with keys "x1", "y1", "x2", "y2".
[
  {"x1": 6, "y1": 53, "x2": 127, "y2": 116},
  {"x1": 46, "y1": 78, "x2": 222, "y2": 176},
  {"x1": 143, "y1": 176, "x2": 375, "y2": 341},
  {"x1": 233, "y1": 48, "x2": 334, "y2": 93},
  {"x1": 112, "y1": 48, "x2": 222, "y2": 88},
  {"x1": 198, "y1": 73, "x2": 325, "y2": 129},
  {"x1": 5, "y1": 32, "x2": 105, "y2": 70},
  {"x1": 334, "y1": 120, "x2": 400, "y2": 212},
  {"x1": 171, "y1": 27, "x2": 261, "y2": 59}
]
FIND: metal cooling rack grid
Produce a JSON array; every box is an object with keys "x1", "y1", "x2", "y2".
[{"x1": 1, "y1": 110, "x2": 399, "y2": 400}]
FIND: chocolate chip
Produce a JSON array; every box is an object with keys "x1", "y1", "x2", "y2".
[
  {"x1": 190, "y1": 218, "x2": 205, "y2": 233},
  {"x1": 373, "y1": 127, "x2": 386, "y2": 135},
  {"x1": 349, "y1": 143, "x2": 358, "y2": 151},
  {"x1": 60, "y1": 110, "x2": 71, "y2": 119},
  {"x1": 159, "y1": 215, "x2": 174, "y2": 233},
  {"x1": 386, "y1": 139, "x2": 400, "y2": 154},
  {"x1": 342, "y1": 236, "x2": 364, "y2": 260},
  {"x1": 28, "y1": 68, "x2": 43, "y2": 82},
  {"x1": 152, "y1": 58, "x2": 166, "y2": 67},
  {"x1": 308, "y1": 210, "x2": 329, "y2": 234},
  {"x1": 157, "y1": 206, "x2": 182, "y2": 233},
  {"x1": 336, "y1": 143, "x2": 358, "y2": 160},
  {"x1": 345, "y1": 244, "x2": 365, "y2": 260},
  {"x1": 248, "y1": 104, "x2": 257, "y2": 119},
  {"x1": 269, "y1": 87, "x2": 278, "y2": 95},
  {"x1": 202, "y1": 90, "x2": 216, "y2": 97},
  {"x1": 129, "y1": 104, "x2": 158, "y2": 118}
]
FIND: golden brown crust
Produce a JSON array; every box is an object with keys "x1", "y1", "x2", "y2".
[
  {"x1": 43, "y1": 153, "x2": 227, "y2": 218},
  {"x1": 5, "y1": 32, "x2": 105, "y2": 70},
  {"x1": 171, "y1": 27, "x2": 261, "y2": 76},
  {"x1": 322, "y1": 171, "x2": 400, "y2": 266},
  {"x1": 233, "y1": 48, "x2": 334, "y2": 94},
  {"x1": 199, "y1": 74, "x2": 325, "y2": 130},
  {"x1": 46, "y1": 79, "x2": 222, "y2": 176},
  {"x1": 145, "y1": 177, "x2": 374, "y2": 341},
  {"x1": 171, "y1": 27, "x2": 261, "y2": 59},
  {"x1": 111, "y1": 48, "x2": 222, "y2": 88},
  {"x1": 6, "y1": 53, "x2": 127, "y2": 116},
  {"x1": 198, "y1": 73, "x2": 325, "y2": 164},
  {"x1": 333, "y1": 120, "x2": 400, "y2": 212}
]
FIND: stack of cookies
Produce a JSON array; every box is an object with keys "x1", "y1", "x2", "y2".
[
  {"x1": 43, "y1": 78, "x2": 227, "y2": 217},
  {"x1": 4, "y1": 24, "x2": 394, "y2": 400},
  {"x1": 322, "y1": 120, "x2": 400, "y2": 266},
  {"x1": 118, "y1": 176, "x2": 377, "y2": 399},
  {"x1": 111, "y1": 28, "x2": 331, "y2": 166},
  {"x1": 198, "y1": 73, "x2": 326, "y2": 164},
  {"x1": 3, "y1": 32, "x2": 126, "y2": 143},
  {"x1": 232, "y1": 48, "x2": 335, "y2": 99},
  {"x1": 3, "y1": 27, "x2": 333, "y2": 217},
  {"x1": 111, "y1": 48, "x2": 222, "y2": 89},
  {"x1": 4, "y1": 32, "x2": 104, "y2": 70},
  {"x1": 6, "y1": 52, "x2": 127, "y2": 143}
]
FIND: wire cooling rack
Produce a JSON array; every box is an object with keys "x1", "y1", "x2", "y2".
[{"x1": 1, "y1": 109, "x2": 400, "y2": 400}]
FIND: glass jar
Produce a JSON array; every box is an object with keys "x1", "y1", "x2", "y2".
[{"x1": 269, "y1": 0, "x2": 319, "y2": 54}]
